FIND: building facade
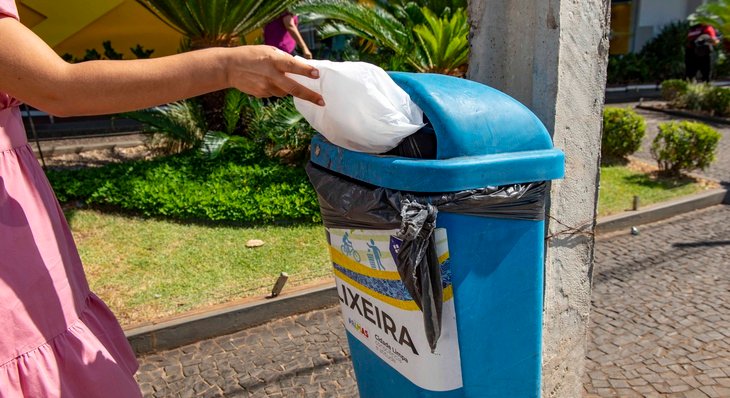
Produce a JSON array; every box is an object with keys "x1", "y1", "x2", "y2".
[{"x1": 611, "y1": 0, "x2": 709, "y2": 54}]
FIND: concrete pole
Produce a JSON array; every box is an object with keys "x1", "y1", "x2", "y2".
[{"x1": 468, "y1": 1, "x2": 610, "y2": 397}]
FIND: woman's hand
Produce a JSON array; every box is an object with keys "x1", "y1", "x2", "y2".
[
  {"x1": 0, "y1": 17, "x2": 323, "y2": 116},
  {"x1": 226, "y1": 45, "x2": 323, "y2": 105}
]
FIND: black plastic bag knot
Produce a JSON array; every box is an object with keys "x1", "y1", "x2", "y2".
[{"x1": 396, "y1": 199, "x2": 442, "y2": 353}]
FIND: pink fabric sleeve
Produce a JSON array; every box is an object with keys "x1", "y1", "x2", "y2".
[{"x1": 0, "y1": 0, "x2": 18, "y2": 20}]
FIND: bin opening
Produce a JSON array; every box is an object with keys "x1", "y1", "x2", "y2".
[{"x1": 384, "y1": 117, "x2": 437, "y2": 159}]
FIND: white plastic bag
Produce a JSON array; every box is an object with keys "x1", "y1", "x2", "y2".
[{"x1": 288, "y1": 58, "x2": 425, "y2": 154}]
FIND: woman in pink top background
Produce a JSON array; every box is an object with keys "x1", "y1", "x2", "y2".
[
  {"x1": 264, "y1": 11, "x2": 313, "y2": 59},
  {"x1": 0, "y1": 0, "x2": 322, "y2": 396}
]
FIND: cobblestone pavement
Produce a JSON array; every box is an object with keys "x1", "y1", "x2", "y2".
[
  {"x1": 583, "y1": 204, "x2": 730, "y2": 397},
  {"x1": 135, "y1": 205, "x2": 730, "y2": 397},
  {"x1": 613, "y1": 102, "x2": 730, "y2": 184},
  {"x1": 135, "y1": 307, "x2": 356, "y2": 398}
]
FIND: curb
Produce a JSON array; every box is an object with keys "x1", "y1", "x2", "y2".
[
  {"x1": 595, "y1": 188, "x2": 729, "y2": 235},
  {"x1": 126, "y1": 283, "x2": 338, "y2": 355},
  {"x1": 33, "y1": 140, "x2": 144, "y2": 157},
  {"x1": 124, "y1": 187, "x2": 729, "y2": 355},
  {"x1": 636, "y1": 104, "x2": 730, "y2": 126}
]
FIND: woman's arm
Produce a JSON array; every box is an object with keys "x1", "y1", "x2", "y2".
[
  {"x1": 282, "y1": 14, "x2": 313, "y2": 60},
  {"x1": 0, "y1": 17, "x2": 323, "y2": 117}
]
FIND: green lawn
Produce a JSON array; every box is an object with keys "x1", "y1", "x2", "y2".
[
  {"x1": 66, "y1": 209, "x2": 332, "y2": 327},
  {"x1": 597, "y1": 164, "x2": 710, "y2": 217},
  {"x1": 69, "y1": 164, "x2": 711, "y2": 326}
]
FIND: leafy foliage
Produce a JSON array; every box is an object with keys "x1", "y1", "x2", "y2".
[
  {"x1": 660, "y1": 79, "x2": 689, "y2": 101},
  {"x1": 639, "y1": 21, "x2": 689, "y2": 82},
  {"x1": 691, "y1": 0, "x2": 730, "y2": 39},
  {"x1": 127, "y1": 92, "x2": 315, "y2": 163},
  {"x1": 602, "y1": 107, "x2": 646, "y2": 160},
  {"x1": 102, "y1": 40, "x2": 124, "y2": 60},
  {"x1": 665, "y1": 82, "x2": 730, "y2": 115},
  {"x1": 130, "y1": 44, "x2": 155, "y2": 59},
  {"x1": 124, "y1": 100, "x2": 207, "y2": 153},
  {"x1": 136, "y1": 0, "x2": 297, "y2": 48},
  {"x1": 295, "y1": 0, "x2": 469, "y2": 75},
  {"x1": 607, "y1": 21, "x2": 690, "y2": 84},
  {"x1": 674, "y1": 82, "x2": 711, "y2": 111},
  {"x1": 376, "y1": 0, "x2": 466, "y2": 17},
  {"x1": 61, "y1": 41, "x2": 155, "y2": 62},
  {"x1": 606, "y1": 54, "x2": 650, "y2": 85},
  {"x1": 413, "y1": 7, "x2": 469, "y2": 76},
  {"x1": 47, "y1": 150, "x2": 321, "y2": 224},
  {"x1": 651, "y1": 121, "x2": 721, "y2": 176},
  {"x1": 702, "y1": 86, "x2": 730, "y2": 115}
]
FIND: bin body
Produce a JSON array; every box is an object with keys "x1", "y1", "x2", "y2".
[{"x1": 308, "y1": 73, "x2": 564, "y2": 398}]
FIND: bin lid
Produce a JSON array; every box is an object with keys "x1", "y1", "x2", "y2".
[{"x1": 310, "y1": 72, "x2": 565, "y2": 192}]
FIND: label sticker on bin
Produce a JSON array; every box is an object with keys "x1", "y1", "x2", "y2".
[{"x1": 326, "y1": 227, "x2": 463, "y2": 391}]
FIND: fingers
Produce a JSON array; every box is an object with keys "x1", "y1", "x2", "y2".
[
  {"x1": 286, "y1": 81, "x2": 324, "y2": 106},
  {"x1": 274, "y1": 54, "x2": 324, "y2": 105},
  {"x1": 280, "y1": 54, "x2": 319, "y2": 79}
]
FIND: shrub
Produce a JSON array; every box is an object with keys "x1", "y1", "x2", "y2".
[
  {"x1": 602, "y1": 107, "x2": 646, "y2": 159},
  {"x1": 46, "y1": 149, "x2": 321, "y2": 224},
  {"x1": 702, "y1": 86, "x2": 730, "y2": 116},
  {"x1": 606, "y1": 54, "x2": 650, "y2": 85},
  {"x1": 651, "y1": 121, "x2": 721, "y2": 176},
  {"x1": 660, "y1": 79, "x2": 689, "y2": 102},
  {"x1": 639, "y1": 21, "x2": 689, "y2": 82},
  {"x1": 674, "y1": 83, "x2": 711, "y2": 111}
]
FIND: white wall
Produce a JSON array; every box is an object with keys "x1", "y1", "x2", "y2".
[{"x1": 633, "y1": 0, "x2": 699, "y2": 51}]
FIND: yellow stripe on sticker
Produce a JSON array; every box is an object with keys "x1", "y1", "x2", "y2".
[
  {"x1": 333, "y1": 268, "x2": 454, "y2": 311},
  {"x1": 329, "y1": 245, "x2": 402, "y2": 280}
]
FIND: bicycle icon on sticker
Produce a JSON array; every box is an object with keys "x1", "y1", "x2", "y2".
[{"x1": 340, "y1": 232, "x2": 361, "y2": 262}]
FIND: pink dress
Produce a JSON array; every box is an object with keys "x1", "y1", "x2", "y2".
[{"x1": 0, "y1": 2, "x2": 141, "y2": 396}]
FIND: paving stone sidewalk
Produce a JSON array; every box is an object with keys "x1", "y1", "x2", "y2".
[
  {"x1": 136, "y1": 204, "x2": 730, "y2": 397},
  {"x1": 583, "y1": 204, "x2": 730, "y2": 397}
]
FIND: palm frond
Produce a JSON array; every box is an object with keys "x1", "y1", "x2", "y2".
[
  {"x1": 136, "y1": 0, "x2": 298, "y2": 46},
  {"x1": 295, "y1": 0, "x2": 415, "y2": 58},
  {"x1": 413, "y1": 7, "x2": 469, "y2": 75},
  {"x1": 124, "y1": 101, "x2": 206, "y2": 149}
]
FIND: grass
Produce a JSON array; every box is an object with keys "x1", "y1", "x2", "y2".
[
  {"x1": 66, "y1": 209, "x2": 332, "y2": 328},
  {"x1": 597, "y1": 162, "x2": 713, "y2": 217},
  {"x1": 68, "y1": 161, "x2": 713, "y2": 327}
]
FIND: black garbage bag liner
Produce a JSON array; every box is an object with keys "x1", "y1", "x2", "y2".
[{"x1": 306, "y1": 162, "x2": 546, "y2": 351}]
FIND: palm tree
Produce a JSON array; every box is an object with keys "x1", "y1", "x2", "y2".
[
  {"x1": 293, "y1": 0, "x2": 469, "y2": 76},
  {"x1": 136, "y1": 0, "x2": 299, "y2": 131}
]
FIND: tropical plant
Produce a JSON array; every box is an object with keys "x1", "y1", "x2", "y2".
[
  {"x1": 376, "y1": 0, "x2": 467, "y2": 18},
  {"x1": 294, "y1": 0, "x2": 469, "y2": 76},
  {"x1": 124, "y1": 100, "x2": 206, "y2": 153},
  {"x1": 136, "y1": 0, "x2": 299, "y2": 132},
  {"x1": 414, "y1": 7, "x2": 470, "y2": 76},
  {"x1": 204, "y1": 96, "x2": 316, "y2": 163},
  {"x1": 136, "y1": 0, "x2": 297, "y2": 48},
  {"x1": 130, "y1": 44, "x2": 155, "y2": 59}
]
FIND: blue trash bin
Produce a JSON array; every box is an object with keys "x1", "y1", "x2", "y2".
[{"x1": 306, "y1": 73, "x2": 565, "y2": 397}]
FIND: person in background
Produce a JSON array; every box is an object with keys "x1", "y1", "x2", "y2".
[
  {"x1": 0, "y1": 0, "x2": 322, "y2": 396},
  {"x1": 686, "y1": 23, "x2": 720, "y2": 82},
  {"x1": 264, "y1": 11, "x2": 313, "y2": 60}
]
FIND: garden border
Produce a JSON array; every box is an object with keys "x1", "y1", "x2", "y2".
[
  {"x1": 125, "y1": 186, "x2": 730, "y2": 355},
  {"x1": 636, "y1": 103, "x2": 730, "y2": 126}
]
